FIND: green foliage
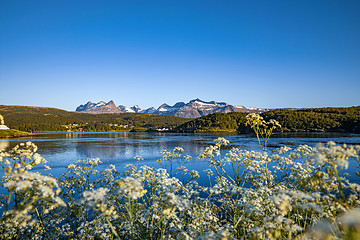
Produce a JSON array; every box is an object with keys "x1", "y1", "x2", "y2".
[
  {"x1": 263, "y1": 106, "x2": 360, "y2": 132},
  {"x1": 175, "y1": 112, "x2": 249, "y2": 132},
  {"x1": 0, "y1": 105, "x2": 190, "y2": 132},
  {"x1": 176, "y1": 106, "x2": 360, "y2": 133},
  {"x1": 130, "y1": 127, "x2": 149, "y2": 132}
]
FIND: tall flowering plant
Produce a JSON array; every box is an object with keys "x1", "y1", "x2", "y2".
[
  {"x1": 0, "y1": 113, "x2": 359, "y2": 239},
  {"x1": 0, "y1": 142, "x2": 65, "y2": 238}
]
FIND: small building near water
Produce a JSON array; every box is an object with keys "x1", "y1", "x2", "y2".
[{"x1": 0, "y1": 125, "x2": 10, "y2": 130}]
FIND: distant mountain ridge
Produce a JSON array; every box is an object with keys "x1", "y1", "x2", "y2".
[
  {"x1": 76, "y1": 99, "x2": 266, "y2": 118},
  {"x1": 76, "y1": 100, "x2": 122, "y2": 114}
]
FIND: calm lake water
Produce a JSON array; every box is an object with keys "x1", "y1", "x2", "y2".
[{"x1": 1, "y1": 132, "x2": 360, "y2": 185}]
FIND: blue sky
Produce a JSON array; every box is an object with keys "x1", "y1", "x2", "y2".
[{"x1": 1, "y1": 0, "x2": 359, "y2": 111}]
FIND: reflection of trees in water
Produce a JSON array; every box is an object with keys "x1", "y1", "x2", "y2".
[
  {"x1": 273, "y1": 132, "x2": 347, "y2": 139},
  {"x1": 76, "y1": 142, "x2": 118, "y2": 159},
  {"x1": 65, "y1": 132, "x2": 130, "y2": 139},
  {"x1": 71, "y1": 132, "x2": 360, "y2": 164},
  {"x1": 135, "y1": 139, "x2": 209, "y2": 163},
  {"x1": 74, "y1": 137, "x2": 210, "y2": 162},
  {"x1": 158, "y1": 140, "x2": 207, "y2": 157},
  {"x1": 34, "y1": 141, "x2": 72, "y2": 155}
]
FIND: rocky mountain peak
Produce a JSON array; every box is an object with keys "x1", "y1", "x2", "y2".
[
  {"x1": 75, "y1": 99, "x2": 266, "y2": 117},
  {"x1": 106, "y1": 100, "x2": 116, "y2": 107},
  {"x1": 190, "y1": 98, "x2": 204, "y2": 103},
  {"x1": 158, "y1": 103, "x2": 169, "y2": 108},
  {"x1": 173, "y1": 102, "x2": 186, "y2": 108},
  {"x1": 130, "y1": 105, "x2": 142, "y2": 113},
  {"x1": 76, "y1": 100, "x2": 121, "y2": 114}
]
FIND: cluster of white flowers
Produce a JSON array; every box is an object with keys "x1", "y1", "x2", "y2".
[
  {"x1": 339, "y1": 208, "x2": 360, "y2": 232},
  {"x1": 82, "y1": 187, "x2": 109, "y2": 206},
  {"x1": 77, "y1": 158, "x2": 102, "y2": 166},
  {"x1": 312, "y1": 141, "x2": 358, "y2": 169},
  {"x1": 1, "y1": 122, "x2": 360, "y2": 240},
  {"x1": 245, "y1": 113, "x2": 266, "y2": 128},
  {"x1": 0, "y1": 143, "x2": 66, "y2": 237},
  {"x1": 214, "y1": 137, "x2": 230, "y2": 146},
  {"x1": 199, "y1": 145, "x2": 220, "y2": 160},
  {"x1": 118, "y1": 176, "x2": 147, "y2": 200}
]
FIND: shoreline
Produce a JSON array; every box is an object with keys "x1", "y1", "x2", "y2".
[
  {"x1": 19, "y1": 130, "x2": 360, "y2": 135},
  {"x1": 0, "y1": 129, "x2": 35, "y2": 139}
]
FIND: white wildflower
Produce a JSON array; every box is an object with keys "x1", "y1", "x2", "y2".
[
  {"x1": 82, "y1": 187, "x2": 109, "y2": 206},
  {"x1": 118, "y1": 176, "x2": 147, "y2": 200}
]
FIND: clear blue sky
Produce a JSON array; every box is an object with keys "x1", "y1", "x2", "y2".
[{"x1": 1, "y1": 0, "x2": 359, "y2": 111}]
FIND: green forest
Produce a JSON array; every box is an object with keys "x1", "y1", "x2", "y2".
[
  {"x1": 175, "y1": 106, "x2": 360, "y2": 133},
  {"x1": 174, "y1": 112, "x2": 249, "y2": 133},
  {"x1": 0, "y1": 105, "x2": 190, "y2": 132},
  {"x1": 263, "y1": 107, "x2": 360, "y2": 132}
]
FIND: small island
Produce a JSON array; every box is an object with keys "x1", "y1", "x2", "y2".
[{"x1": 0, "y1": 114, "x2": 32, "y2": 138}]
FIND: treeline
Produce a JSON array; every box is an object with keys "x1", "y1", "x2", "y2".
[
  {"x1": 262, "y1": 107, "x2": 360, "y2": 132},
  {"x1": 175, "y1": 106, "x2": 360, "y2": 133},
  {"x1": 0, "y1": 105, "x2": 190, "y2": 132},
  {"x1": 175, "y1": 112, "x2": 249, "y2": 132}
]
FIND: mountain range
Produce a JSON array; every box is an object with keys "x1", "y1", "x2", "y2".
[{"x1": 75, "y1": 99, "x2": 266, "y2": 118}]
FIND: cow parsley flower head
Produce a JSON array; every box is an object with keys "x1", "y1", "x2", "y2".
[
  {"x1": 339, "y1": 208, "x2": 360, "y2": 232},
  {"x1": 313, "y1": 141, "x2": 358, "y2": 169},
  {"x1": 278, "y1": 146, "x2": 291, "y2": 154},
  {"x1": 82, "y1": 187, "x2": 109, "y2": 206},
  {"x1": 245, "y1": 113, "x2": 264, "y2": 127},
  {"x1": 118, "y1": 176, "x2": 147, "y2": 200},
  {"x1": 214, "y1": 137, "x2": 229, "y2": 146}
]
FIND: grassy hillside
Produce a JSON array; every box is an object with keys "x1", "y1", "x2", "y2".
[
  {"x1": 175, "y1": 106, "x2": 360, "y2": 133},
  {"x1": 0, "y1": 129, "x2": 33, "y2": 138},
  {"x1": 0, "y1": 105, "x2": 191, "y2": 132}
]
